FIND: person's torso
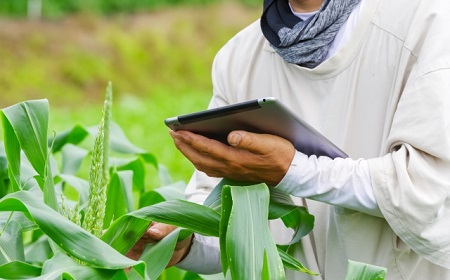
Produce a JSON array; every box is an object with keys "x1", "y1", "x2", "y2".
[{"x1": 209, "y1": 0, "x2": 450, "y2": 278}]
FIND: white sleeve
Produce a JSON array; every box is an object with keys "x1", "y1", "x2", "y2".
[
  {"x1": 175, "y1": 171, "x2": 223, "y2": 274},
  {"x1": 277, "y1": 151, "x2": 383, "y2": 217},
  {"x1": 175, "y1": 234, "x2": 222, "y2": 274},
  {"x1": 183, "y1": 169, "x2": 222, "y2": 204}
]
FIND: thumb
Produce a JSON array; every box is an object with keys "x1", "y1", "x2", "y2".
[{"x1": 227, "y1": 131, "x2": 265, "y2": 153}]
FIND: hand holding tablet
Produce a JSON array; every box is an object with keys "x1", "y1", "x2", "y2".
[{"x1": 165, "y1": 97, "x2": 347, "y2": 159}]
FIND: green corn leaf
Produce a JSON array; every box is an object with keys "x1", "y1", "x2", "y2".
[
  {"x1": 103, "y1": 171, "x2": 133, "y2": 228},
  {"x1": 261, "y1": 250, "x2": 270, "y2": 280},
  {"x1": 219, "y1": 183, "x2": 232, "y2": 275},
  {"x1": 24, "y1": 234, "x2": 53, "y2": 265},
  {"x1": 1, "y1": 100, "x2": 57, "y2": 211},
  {"x1": 345, "y1": 260, "x2": 387, "y2": 280},
  {"x1": 49, "y1": 125, "x2": 89, "y2": 153},
  {"x1": 0, "y1": 145, "x2": 10, "y2": 198},
  {"x1": 102, "y1": 200, "x2": 220, "y2": 254},
  {"x1": 86, "y1": 122, "x2": 146, "y2": 155},
  {"x1": 103, "y1": 188, "x2": 314, "y2": 279},
  {"x1": 0, "y1": 212, "x2": 37, "y2": 231},
  {"x1": 107, "y1": 225, "x2": 193, "y2": 280},
  {"x1": 116, "y1": 156, "x2": 146, "y2": 193},
  {"x1": 102, "y1": 199, "x2": 221, "y2": 258},
  {"x1": 205, "y1": 180, "x2": 314, "y2": 246},
  {"x1": 50, "y1": 121, "x2": 146, "y2": 156},
  {"x1": 0, "y1": 220, "x2": 24, "y2": 264},
  {"x1": 138, "y1": 191, "x2": 165, "y2": 209},
  {"x1": 109, "y1": 153, "x2": 158, "y2": 195},
  {"x1": 1, "y1": 100, "x2": 48, "y2": 177},
  {"x1": 140, "y1": 153, "x2": 158, "y2": 169},
  {"x1": 203, "y1": 178, "x2": 247, "y2": 212},
  {"x1": 182, "y1": 272, "x2": 204, "y2": 280},
  {"x1": 203, "y1": 180, "x2": 314, "y2": 275},
  {"x1": 101, "y1": 215, "x2": 150, "y2": 255},
  {"x1": 20, "y1": 156, "x2": 39, "y2": 189},
  {"x1": 1, "y1": 114, "x2": 21, "y2": 192},
  {"x1": 0, "y1": 191, "x2": 146, "y2": 276},
  {"x1": 57, "y1": 174, "x2": 89, "y2": 206},
  {"x1": 133, "y1": 227, "x2": 182, "y2": 280},
  {"x1": 268, "y1": 188, "x2": 314, "y2": 245},
  {"x1": 39, "y1": 252, "x2": 128, "y2": 280},
  {"x1": 157, "y1": 164, "x2": 173, "y2": 186},
  {"x1": 43, "y1": 166, "x2": 57, "y2": 212},
  {"x1": 139, "y1": 181, "x2": 186, "y2": 208},
  {"x1": 109, "y1": 122, "x2": 146, "y2": 154},
  {"x1": 151, "y1": 180, "x2": 185, "y2": 200},
  {"x1": 115, "y1": 171, "x2": 134, "y2": 213},
  {"x1": 132, "y1": 200, "x2": 221, "y2": 237},
  {"x1": 276, "y1": 246, "x2": 318, "y2": 275},
  {"x1": 102, "y1": 200, "x2": 221, "y2": 279},
  {"x1": 221, "y1": 184, "x2": 285, "y2": 280},
  {"x1": 61, "y1": 144, "x2": 89, "y2": 175},
  {"x1": 0, "y1": 260, "x2": 42, "y2": 279}
]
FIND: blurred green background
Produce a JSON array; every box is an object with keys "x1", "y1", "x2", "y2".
[{"x1": 0, "y1": 0, "x2": 261, "y2": 184}]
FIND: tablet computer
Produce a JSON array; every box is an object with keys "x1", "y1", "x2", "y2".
[{"x1": 164, "y1": 97, "x2": 347, "y2": 159}]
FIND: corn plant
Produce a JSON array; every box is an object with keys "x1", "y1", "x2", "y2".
[
  {"x1": 0, "y1": 85, "x2": 190, "y2": 279},
  {"x1": 0, "y1": 84, "x2": 386, "y2": 279}
]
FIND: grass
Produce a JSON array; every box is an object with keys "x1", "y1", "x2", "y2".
[
  {"x1": 0, "y1": 3, "x2": 261, "y2": 183},
  {"x1": 0, "y1": 0, "x2": 262, "y2": 18}
]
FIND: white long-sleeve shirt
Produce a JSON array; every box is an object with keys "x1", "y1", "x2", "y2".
[
  {"x1": 178, "y1": 0, "x2": 382, "y2": 274},
  {"x1": 178, "y1": 0, "x2": 450, "y2": 278}
]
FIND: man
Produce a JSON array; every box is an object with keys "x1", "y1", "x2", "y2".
[{"x1": 129, "y1": 0, "x2": 450, "y2": 278}]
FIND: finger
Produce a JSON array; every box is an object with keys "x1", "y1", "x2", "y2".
[
  {"x1": 170, "y1": 130, "x2": 232, "y2": 168},
  {"x1": 228, "y1": 130, "x2": 292, "y2": 155},
  {"x1": 146, "y1": 223, "x2": 178, "y2": 241},
  {"x1": 227, "y1": 130, "x2": 267, "y2": 153},
  {"x1": 171, "y1": 131, "x2": 240, "y2": 177},
  {"x1": 174, "y1": 141, "x2": 230, "y2": 177},
  {"x1": 172, "y1": 135, "x2": 222, "y2": 165}
]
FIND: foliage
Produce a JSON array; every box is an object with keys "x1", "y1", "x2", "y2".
[
  {"x1": 0, "y1": 0, "x2": 261, "y2": 18},
  {"x1": 0, "y1": 87, "x2": 187, "y2": 279},
  {"x1": 345, "y1": 261, "x2": 387, "y2": 280}
]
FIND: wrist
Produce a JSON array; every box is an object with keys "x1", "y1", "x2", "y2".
[{"x1": 177, "y1": 234, "x2": 194, "y2": 264}]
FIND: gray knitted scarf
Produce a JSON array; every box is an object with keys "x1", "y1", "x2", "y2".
[{"x1": 261, "y1": 0, "x2": 361, "y2": 68}]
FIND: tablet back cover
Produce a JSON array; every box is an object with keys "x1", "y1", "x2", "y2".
[{"x1": 165, "y1": 97, "x2": 347, "y2": 159}]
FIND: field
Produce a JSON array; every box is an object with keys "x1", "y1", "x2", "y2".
[{"x1": 0, "y1": 3, "x2": 261, "y2": 183}]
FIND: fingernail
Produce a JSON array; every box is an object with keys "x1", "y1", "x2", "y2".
[{"x1": 228, "y1": 132, "x2": 242, "y2": 146}]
